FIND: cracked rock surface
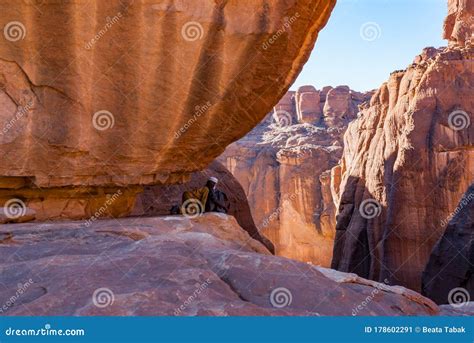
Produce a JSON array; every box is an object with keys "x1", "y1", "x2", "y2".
[{"x1": 0, "y1": 213, "x2": 442, "y2": 316}]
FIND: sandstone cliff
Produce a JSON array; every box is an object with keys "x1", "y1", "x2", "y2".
[
  {"x1": 0, "y1": 0, "x2": 335, "y2": 220},
  {"x1": 444, "y1": 0, "x2": 474, "y2": 47},
  {"x1": 219, "y1": 86, "x2": 372, "y2": 266},
  {"x1": 0, "y1": 213, "x2": 441, "y2": 316},
  {"x1": 331, "y1": 18, "x2": 473, "y2": 290},
  {"x1": 422, "y1": 183, "x2": 473, "y2": 304}
]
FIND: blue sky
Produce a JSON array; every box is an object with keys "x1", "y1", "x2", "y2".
[{"x1": 291, "y1": 0, "x2": 447, "y2": 92}]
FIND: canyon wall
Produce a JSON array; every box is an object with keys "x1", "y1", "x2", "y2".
[
  {"x1": 0, "y1": 0, "x2": 335, "y2": 220},
  {"x1": 219, "y1": 86, "x2": 372, "y2": 266},
  {"x1": 331, "y1": 1, "x2": 473, "y2": 291},
  {"x1": 422, "y1": 184, "x2": 473, "y2": 304},
  {"x1": 444, "y1": 0, "x2": 474, "y2": 47}
]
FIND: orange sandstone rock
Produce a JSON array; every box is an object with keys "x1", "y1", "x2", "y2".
[
  {"x1": 219, "y1": 86, "x2": 372, "y2": 266},
  {"x1": 0, "y1": 213, "x2": 440, "y2": 316},
  {"x1": 443, "y1": 0, "x2": 474, "y2": 47},
  {"x1": 331, "y1": 45, "x2": 474, "y2": 291},
  {"x1": 0, "y1": 0, "x2": 336, "y2": 218}
]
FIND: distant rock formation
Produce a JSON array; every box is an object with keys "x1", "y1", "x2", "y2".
[
  {"x1": 0, "y1": 213, "x2": 441, "y2": 316},
  {"x1": 0, "y1": 0, "x2": 335, "y2": 220},
  {"x1": 422, "y1": 183, "x2": 473, "y2": 304},
  {"x1": 331, "y1": 1, "x2": 473, "y2": 291},
  {"x1": 444, "y1": 0, "x2": 474, "y2": 47},
  {"x1": 219, "y1": 86, "x2": 372, "y2": 266}
]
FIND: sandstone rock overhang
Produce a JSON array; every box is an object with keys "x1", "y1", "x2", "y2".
[{"x1": 0, "y1": 0, "x2": 336, "y2": 190}]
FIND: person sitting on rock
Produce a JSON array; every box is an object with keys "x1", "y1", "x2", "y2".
[
  {"x1": 205, "y1": 178, "x2": 229, "y2": 214},
  {"x1": 180, "y1": 177, "x2": 229, "y2": 216}
]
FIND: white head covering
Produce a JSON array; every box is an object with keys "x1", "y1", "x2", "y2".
[{"x1": 208, "y1": 176, "x2": 218, "y2": 184}]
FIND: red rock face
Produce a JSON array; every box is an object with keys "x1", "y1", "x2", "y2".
[
  {"x1": 295, "y1": 86, "x2": 322, "y2": 123},
  {"x1": 219, "y1": 86, "x2": 372, "y2": 266},
  {"x1": 422, "y1": 183, "x2": 473, "y2": 304},
  {"x1": 0, "y1": 0, "x2": 336, "y2": 219},
  {"x1": 331, "y1": 43, "x2": 474, "y2": 291},
  {"x1": 323, "y1": 86, "x2": 360, "y2": 127},
  {"x1": 0, "y1": 214, "x2": 441, "y2": 316},
  {"x1": 443, "y1": 0, "x2": 474, "y2": 47}
]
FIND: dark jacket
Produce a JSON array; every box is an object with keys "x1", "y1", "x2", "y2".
[{"x1": 205, "y1": 189, "x2": 229, "y2": 213}]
